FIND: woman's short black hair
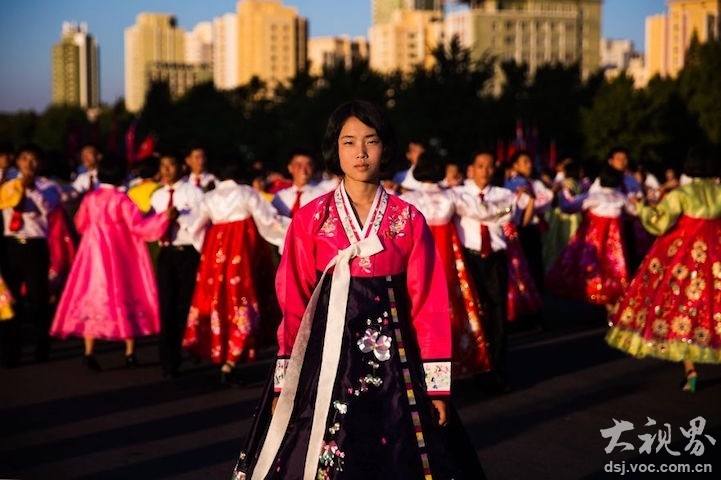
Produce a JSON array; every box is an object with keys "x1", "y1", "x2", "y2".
[
  {"x1": 508, "y1": 149, "x2": 532, "y2": 166},
  {"x1": 321, "y1": 100, "x2": 396, "y2": 177},
  {"x1": 134, "y1": 156, "x2": 160, "y2": 180},
  {"x1": 683, "y1": 144, "x2": 719, "y2": 179},
  {"x1": 217, "y1": 160, "x2": 246, "y2": 183},
  {"x1": 17, "y1": 143, "x2": 43, "y2": 160},
  {"x1": 97, "y1": 154, "x2": 127, "y2": 186},
  {"x1": 412, "y1": 149, "x2": 445, "y2": 183},
  {"x1": 158, "y1": 151, "x2": 184, "y2": 168},
  {"x1": 598, "y1": 164, "x2": 624, "y2": 189}
]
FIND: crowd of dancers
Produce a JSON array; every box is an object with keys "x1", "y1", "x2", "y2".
[
  {"x1": 0, "y1": 124, "x2": 719, "y2": 393},
  {"x1": 1, "y1": 100, "x2": 720, "y2": 477}
]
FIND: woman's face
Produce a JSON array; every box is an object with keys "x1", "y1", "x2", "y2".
[
  {"x1": 16, "y1": 151, "x2": 38, "y2": 178},
  {"x1": 337, "y1": 116, "x2": 383, "y2": 184},
  {"x1": 159, "y1": 156, "x2": 181, "y2": 184},
  {"x1": 513, "y1": 154, "x2": 533, "y2": 177}
]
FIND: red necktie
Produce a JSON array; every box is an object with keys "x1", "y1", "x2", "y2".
[
  {"x1": 195, "y1": 176, "x2": 201, "y2": 188},
  {"x1": 479, "y1": 192, "x2": 492, "y2": 258},
  {"x1": 160, "y1": 188, "x2": 175, "y2": 244},
  {"x1": 290, "y1": 190, "x2": 303, "y2": 217}
]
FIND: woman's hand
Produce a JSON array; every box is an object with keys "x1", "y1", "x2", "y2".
[{"x1": 431, "y1": 399, "x2": 448, "y2": 427}]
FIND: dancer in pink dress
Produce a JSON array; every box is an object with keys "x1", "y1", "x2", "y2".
[
  {"x1": 233, "y1": 100, "x2": 483, "y2": 480},
  {"x1": 50, "y1": 157, "x2": 173, "y2": 370}
]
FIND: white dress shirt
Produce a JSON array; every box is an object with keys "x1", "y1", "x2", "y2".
[
  {"x1": 184, "y1": 171, "x2": 217, "y2": 190},
  {"x1": 71, "y1": 169, "x2": 99, "y2": 194},
  {"x1": 2, "y1": 177, "x2": 61, "y2": 239},
  {"x1": 452, "y1": 182, "x2": 515, "y2": 252},
  {"x1": 190, "y1": 180, "x2": 289, "y2": 249},
  {"x1": 393, "y1": 165, "x2": 423, "y2": 192},
  {"x1": 150, "y1": 180, "x2": 205, "y2": 250},
  {"x1": 272, "y1": 184, "x2": 325, "y2": 218}
]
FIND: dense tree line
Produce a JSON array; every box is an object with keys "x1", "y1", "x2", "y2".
[{"x1": 0, "y1": 37, "x2": 718, "y2": 178}]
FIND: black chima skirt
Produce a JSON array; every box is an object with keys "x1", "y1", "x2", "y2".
[{"x1": 234, "y1": 273, "x2": 484, "y2": 480}]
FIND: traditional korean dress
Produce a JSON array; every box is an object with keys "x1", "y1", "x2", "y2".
[
  {"x1": 542, "y1": 178, "x2": 583, "y2": 272},
  {"x1": 606, "y1": 178, "x2": 721, "y2": 363},
  {"x1": 545, "y1": 187, "x2": 634, "y2": 305},
  {"x1": 503, "y1": 222, "x2": 543, "y2": 322},
  {"x1": 183, "y1": 180, "x2": 289, "y2": 366},
  {"x1": 233, "y1": 183, "x2": 483, "y2": 480},
  {"x1": 50, "y1": 185, "x2": 169, "y2": 340},
  {"x1": 401, "y1": 184, "x2": 491, "y2": 376},
  {"x1": 47, "y1": 204, "x2": 78, "y2": 301}
]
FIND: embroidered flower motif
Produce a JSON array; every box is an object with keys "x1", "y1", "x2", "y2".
[
  {"x1": 693, "y1": 327, "x2": 710, "y2": 346},
  {"x1": 384, "y1": 206, "x2": 409, "y2": 239},
  {"x1": 358, "y1": 256, "x2": 372, "y2": 273},
  {"x1": 712, "y1": 262, "x2": 721, "y2": 279},
  {"x1": 319, "y1": 217, "x2": 336, "y2": 237},
  {"x1": 357, "y1": 328, "x2": 392, "y2": 361},
  {"x1": 333, "y1": 400, "x2": 348, "y2": 415},
  {"x1": 691, "y1": 240, "x2": 708, "y2": 263},
  {"x1": 619, "y1": 307, "x2": 634, "y2": 325},
  {"x1": 667, "y1": 239, "x2": 683, "y2": 257},
  {"x1": 671, "y1": 315, "x2": 692, "y2": 337},
  {"x1": 210, "y1": 310, "x2": 221, "y2": 335},
  {"x1": 652, "y1": 319, "x2": 669, "y2": 337},
  {"x1": 648, "y1": 258, "x2": 662, "y2": 275},
  {"x1": 685, "y1": 278, "x2": 705, "y2": 301},
  {"x1": 318, "y1": 440, "x2": 345, "y2": 469},
  {"x1": 635, "y1": 309, "x2": 647, "y2": 328},
  {"x1": 671, "y1": 264, "x2": 688, "y2": 280}
]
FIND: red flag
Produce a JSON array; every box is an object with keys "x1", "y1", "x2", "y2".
[
  {"x1": 135, "y1": 135, "x2": 156, "y2": 161},
  {"x1": 548, "y1": 140, "x2": 558, "y2": 169}
]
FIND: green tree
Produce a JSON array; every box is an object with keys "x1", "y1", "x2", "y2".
[
  {"x1": 390, "y1": 36, "x2": 494, "y2": 163},
  {"x1": 678, "y1": 37, "x2": 721, "y2": 144},
  {"x1": 580, "y1": 74, "x2": 645, "y2": 163}
]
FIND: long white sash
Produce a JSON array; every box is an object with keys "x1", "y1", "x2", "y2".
[{"x1": 252, "y1": 234, "x2": 384, "y2": 480}]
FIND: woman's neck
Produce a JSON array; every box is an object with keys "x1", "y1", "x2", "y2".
[
  {"x1": 343, "y1": 177, "x2": 378, "y2": 228},
  {"x1": 343, "y1": 177, "x2": 378, "y2": 205}
]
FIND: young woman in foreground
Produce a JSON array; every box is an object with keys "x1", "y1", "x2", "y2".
[{"x1": 233, "y1": 100, "x2": 483, "y2": 479}]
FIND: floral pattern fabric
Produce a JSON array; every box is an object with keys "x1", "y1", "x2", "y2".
[{"x1": 606, "y1": 215, "x2": 721, "y2": 363}]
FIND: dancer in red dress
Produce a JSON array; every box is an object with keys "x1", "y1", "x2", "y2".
[
  {"x1": 606, "y1": 145, "x2": 721, "y2": 392},
  {"x1": 183, "y1": 163, "x2": 288, "y2": 384},
  {"x1": 546, "y1": 166, "x2": 636, "y2": 308},
  {"x1": 401, "y1": 150, "x2": 491, "y2": 377}
]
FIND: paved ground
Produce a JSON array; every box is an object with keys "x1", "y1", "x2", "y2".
[{"x1": 1, "y1": 296, "x2": 720, "y2": 479}]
